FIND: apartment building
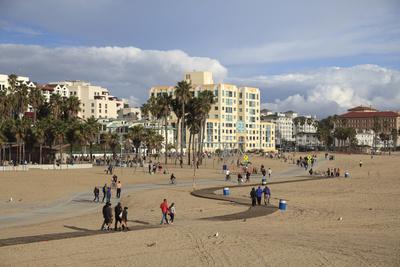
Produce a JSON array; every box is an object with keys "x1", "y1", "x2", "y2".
[
  {"x1": 261, "y1": 111, "x2": 297, "y2": 147},
  {"x1": 53, "y1": 81, "x2": 124, "y2": 119},
  {"x1": 149, "y1": 72, "x2": 276, "y2": 152}
]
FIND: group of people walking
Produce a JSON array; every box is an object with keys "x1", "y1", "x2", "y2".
[
  {"x1": 93, "y1": 175, "x2": 123, "y2": 203},
  {"x1": 250, "y1": 186, "x2": 271, "y2": 206},
  {"x1": 101, "y1": 202, "x2": 129, "y2": 231},
  {"x1": 159, "y1": 198, "x2": 176, "y2": 225}
]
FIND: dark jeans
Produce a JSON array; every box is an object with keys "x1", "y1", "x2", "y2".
[
  {"x1": 102, "y1": 193, "x2": 106, "y2": 202},
  {"x1": 116, "y1": 188, "x2": 121, "y2": 198},
  {"x1": 94, "y1": 194, "x2": 99, "y2": 202},
  {"x1": 252, "y1": 198, "x2": 256, "y2": 206},
  {"x1": 257, "y1": 197, "x2": 261, "y2": 205},
  {"x1": 170, "y1": 213, "x2": 175, "y2": 222},
  {"x1": 115, "y1": 217, "x2": 122, "y2": 230}
]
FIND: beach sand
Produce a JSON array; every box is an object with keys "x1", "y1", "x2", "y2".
[{"x1": 0, "y1": 153, "x2": 399, "y2": 266}]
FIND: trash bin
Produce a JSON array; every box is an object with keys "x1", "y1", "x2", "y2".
[
  {"x1": 279, "y1": 199, "x2": 287, "y2": 210},
  {"x1": 223, "y1": 187, "x2": 230, "y2": 196}
]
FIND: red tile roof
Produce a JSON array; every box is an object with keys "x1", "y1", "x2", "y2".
[{"x1": 340, "y1": 111, "x2": 400, "y2": 118}]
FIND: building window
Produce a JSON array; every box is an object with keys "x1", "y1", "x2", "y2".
[
  {"x1": 91, "y1": 109, "x2": 94, "y2": 113},
  {"x1": 215, "y1": 106, "x2": 218, "y2": 110},
  {"x1": 91, "y1": 103, "x2": 94, "y2": 107}
]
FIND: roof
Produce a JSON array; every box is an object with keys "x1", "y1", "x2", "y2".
[
  {"x1": 39, "y1": 84, "x2": 58, "y2": 91},
  {"x1": 340, "y1": 111, "x2": 400, "y2": 118},
  {"x1": 347, "y1": 105, "x2": 378, "y2": 112}
]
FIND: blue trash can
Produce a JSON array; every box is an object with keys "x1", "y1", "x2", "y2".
[
  {"x1": 279, "y1": 199, "x2": 287, "y2": 210},
  {"x1": 223, "y1": 187, "x2": 230, "y2": 196}
]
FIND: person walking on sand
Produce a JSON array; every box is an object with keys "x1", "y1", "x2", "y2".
[
  {"x1": 256, "y1": 186, "x2": 263, "y2": 205},
  {"x1": 116, "y1": 181, "x2": 122, "y2": 198},
  {"x1": 359, "y1": 160, "x2": 363, "y2": 167},
  {"x1": 169, "y1": 203, "x2": 176, "y2": 224},
  {"x1": 250, "y1": 188, "x2": 257, "y2": 207},
  {"x1": 268, "y1": 168, "x2": 272, "y2": 179},
  {"x1": 114, "y1": 202, "x2": 123, "y2": 231},
  {"x1": 160, "y1": 199, "x2": 169, "y2": 225},
  {"x1": 106, "y1": 187, "x2": 112, "y2": 203},
  {"x1": 263, "y1": 186, "x2": 271, "y2": 205},
  {"x1": 101, "y1": 202, "x2": 113, "y2": 230},
  {"x1": 93, "y1": 186, "x2": 100, "y2": 202},
  {"x1": 102, "y1": 184, "x2": 107, "y2": 203},
  {"x1": 121, "y1": 207, "x2": 129, "y2": 230}
]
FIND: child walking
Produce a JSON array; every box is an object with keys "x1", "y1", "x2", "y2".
[
  {"x1": 121, "y1": 207, "x2": 129, "y2": 230},
  {"x1": 169, "y1": 203, "x2": 176, "y2": 224}
]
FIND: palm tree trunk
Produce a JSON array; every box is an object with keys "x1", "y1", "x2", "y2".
[
  {"x1": 40, "y1": 144, "x2": 43, "y2": 165},
  {"x1": 192, "y1": 133, "x2": 196, "y2": 167},
  {"x1": 89, "y1": 142, "x2": 93, "y2": 162},
  {"x1": 181, "y1": 104, "x2": 185, "y2": 165},
  {"x1": 164, "y1": 117, "x2": 168, "y2": 165},
  {"x1": 187, "y1": 132, "x2": 192, "y2": 165}
]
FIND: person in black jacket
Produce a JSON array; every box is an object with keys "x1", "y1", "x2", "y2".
[
  {"x1": 93, "y1": 186, "x2": 100, "y2": 202},
  {"x1": 121, "y1": 207, "x2": 129, "y2": 231},
  {"x1": 250, "y1": 187, "x2": 257, "y2": 207},
  {"x1": 101, "y1": 202, "x2": 112, "y2": 230},
  {"x1": 114, "y1": 202, "x2": 123, "y2": 231}
]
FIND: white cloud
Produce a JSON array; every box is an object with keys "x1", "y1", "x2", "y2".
[
  {"x1": 229, "y1": 64, "x2": 400, "y2": 118},
  {"x1": 0, "y1": 44, "x2": 228, "y2": 104}
]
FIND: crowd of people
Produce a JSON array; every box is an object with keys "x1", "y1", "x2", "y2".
[
  {"x1": 101, "y1": 202, "x2": 129, "y2": 231},
  {"x1": 250, "y1": 186, "x2": 271, "y2": 206}
]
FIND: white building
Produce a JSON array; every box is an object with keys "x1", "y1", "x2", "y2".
[
  {"x1": 39, "y1": 84, "x2": 70, "y2": 102},
  {"x1": 355, "y1": 129, "x2": 375, "y2": 147},
  {"x1": 117, "y1": 107, "x2": 142, "y2": 121},
  {"x1": 293, "y1": 116, "x2": 320, "y2": 148},
  {"x1": 261, "y1": 111, "x2": 298, "y2": 146},
  {"x1": 53, "y1": 81, "x2": 124, "y2": 119}
]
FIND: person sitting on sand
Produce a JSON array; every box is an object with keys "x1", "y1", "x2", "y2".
[{"x1": 250, "y1": 188, "x2": 257, "y2": 207}]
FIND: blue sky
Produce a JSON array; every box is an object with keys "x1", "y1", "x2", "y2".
[{"x1": 0, "y1": 0, "x2": 399, "y2": 117}]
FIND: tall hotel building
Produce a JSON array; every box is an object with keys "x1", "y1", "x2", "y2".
[{"x1": 149, "y1": 72, "x2": 276, "y2": 152}]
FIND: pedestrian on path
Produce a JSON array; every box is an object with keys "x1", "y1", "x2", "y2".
[
  {"x1": 116, "y1": 181, "x2": 122, "y2": 198},
  {"x1": 359, "y1": 160, "x2": 363, "y2": 167},
  {"x1": 263, "y1": 186, "x2": 271, "y2": 205},
  {"x1": 101, "y1": 202, "x2": 112, "y2": 230},
  {"x1": 160, "y1": 199, "x2": 169, "y2": 224},
  {"x1": 250, "y1": 187, "x2": 257, "y2": 207},
  {"x1": 114, "y1": 202, "x2": 123, "y2": 231},
  {"x1": 106, "y1": 187, "x2": 112, "y2": 203},
  {"x1": 268, "y1": 168, "x2": 272, "y2": 179},
  {"x1": 256, "y1": 186, "x2": 263, "y2": 205},
  {"x1": 121, "y1": 207, "x2": 129, "y2": 230},
  {"x1": 102, "y1": 184, "x2": 107, "y2": 203},
  {"x1": 169, "y1": 203, "x2": 176, "y2": 224},
  {"x1": 93, "y1": 186, "x2": 99, "y2": 202}
]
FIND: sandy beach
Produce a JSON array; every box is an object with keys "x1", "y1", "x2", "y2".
[{"x1": 0, "y1": 153, "x2": 399, "y2": 266}]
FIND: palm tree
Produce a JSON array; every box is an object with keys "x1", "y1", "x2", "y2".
[
  {"x1": 186, "y1": 97, "x2": 202, "y2": 165},
  {"x1": 33, "y1": 120, "x2": 46, "y2": 164},
  {"x1": 49, "y1": 94, "x2": 63, "y2": 120},
  {"x1": 63, "y1": 96, "x2": 81, "y2": 120},
  {"x1": 174, "y1": 80, "x2": 192, "y2": 166},
  {"x1": 107, "y1": 133, "x2": 119, "y2": 160},
  {"x1": 171, "y1": 98, "x2": 183, "y2": 150},
  {"x1": 144, "y1": 128, "x2": 163, "y2": 158},
  {"x1": 65, "y1": 119, "x2": 81, "y2": 161},
  {"x1": 29, "y1": 87, "x2": 45, "y2": 122},
  {"x1": 128, "y1": 125, "x2": 146, "y2": 158},
  {"x1": 84, "y1": 117, "x2": 100, "y2": 161},
  {"x1": 53, "y1": 119, "x2": 67, "y2": 164},
  {"x1": 155, "y1": 93, "x2": 172, "y2": 164},
  {"x1": 14, "y1": 117, "x2": 30, "y2": 163},
  {"x1": 196, "y1": 90, "x2": 215, "y2": 164},
  {"x1": 100, "y1": 132, "x2": 111, "y2": 163}
]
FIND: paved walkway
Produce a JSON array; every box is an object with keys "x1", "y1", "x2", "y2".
[{"x1": 0, "y1": 159, "x2": 327, "y2": 229}]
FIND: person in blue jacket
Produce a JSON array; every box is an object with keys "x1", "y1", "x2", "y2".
[{"x1": 256, "y1": 186, "x2": 263, "y2": 205}]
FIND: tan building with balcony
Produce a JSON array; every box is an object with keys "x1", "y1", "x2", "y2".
[
  {"x1": 149, "y1": 72, "x2": 275, "y2": 152},
  {"x1": 53, "y1": 81, "x2": 124, "y2": 119}
]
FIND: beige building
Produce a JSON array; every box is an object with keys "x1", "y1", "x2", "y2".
[
  {"x1": 149, "y1": 72, "x2": 276, "y2": 152},
  {"x1": 53, "y1": 81, "x2": 124, "y2": 119}
]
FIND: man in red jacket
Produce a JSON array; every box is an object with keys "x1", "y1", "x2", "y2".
[{"x1": 160, "y1": 199, "x2": 169, "y2": 225}]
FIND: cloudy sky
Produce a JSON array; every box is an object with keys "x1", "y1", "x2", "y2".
[{"x1": 0, "y1": 0, "x2": 399, "y2": 117}]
